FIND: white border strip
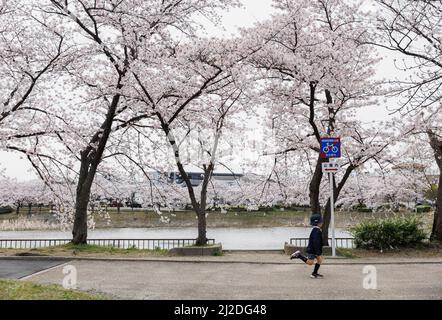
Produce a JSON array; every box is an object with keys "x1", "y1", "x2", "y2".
[{"x1": 19, "y1": 261, "x2": 72, "y2": 281}]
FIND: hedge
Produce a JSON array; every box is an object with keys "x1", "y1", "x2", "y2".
[{"x1": 350, "y1": 216, "x2": 427, "y2": 250}]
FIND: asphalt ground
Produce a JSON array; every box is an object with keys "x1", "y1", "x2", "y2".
[
  {"x1": 19, "y1": 256, "x2": 442, "y2": 300},
  {"x1": 0, "y1": 258, "x2": 67, "y2": 279}
]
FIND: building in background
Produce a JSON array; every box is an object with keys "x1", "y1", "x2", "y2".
[{"x1": 167, "y1": 165, "x2": 244, "y2": 187}]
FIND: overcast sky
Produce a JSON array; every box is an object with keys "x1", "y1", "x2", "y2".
[{"x1": 0, "y1": 0, "x2": 400, "y2": 181}]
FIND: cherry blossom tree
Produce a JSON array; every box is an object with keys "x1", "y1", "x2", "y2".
[
  {"x1": 125, "y1": 33, "x2": 263, "y2": 244},
  {"x1": 337, "y1": 145, "x2": 435, "y2": 212},
  {"x1": 244, "y1": 0, "x2": 390, "y2": 243},
  {"x1": 0, "y1": 177, "x2": 54, "y2": 214},
  {"x1": 17, "y1": 0, "x2": 241, "y2": 244},
  {"x1": 372, "y1": 0, "x2": 442, "y2": 241},
  {"x1": 0, "y1": 0, "x2": 65, "y2": 148}
]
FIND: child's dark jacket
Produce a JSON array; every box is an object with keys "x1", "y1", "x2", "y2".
[{"x1": 306, "y1": 227, "x2": 323, "y2": 256}]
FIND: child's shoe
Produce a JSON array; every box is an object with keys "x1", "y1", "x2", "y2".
[{"x1": 290, "y1": 251, "x2": 301, "y2": 260}]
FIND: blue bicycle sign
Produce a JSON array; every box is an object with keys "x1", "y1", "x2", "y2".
[{"x1": 320, "y1": 138, "x2": 341, "y2": 159}]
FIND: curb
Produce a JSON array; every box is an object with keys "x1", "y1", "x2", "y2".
[
  {"x1": 224, "y1": 250, "x2": 285, "y2": 254},
  {"x1": 169, "y1": 243, "x2": 222, "y2": 256}
]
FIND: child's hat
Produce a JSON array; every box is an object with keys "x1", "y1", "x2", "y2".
[{"x1": 310, "y1": 214, "x2": 323, "y2": 226}]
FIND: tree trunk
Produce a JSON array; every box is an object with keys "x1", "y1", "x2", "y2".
[
  {"x1": 322, "y1": 165, "x2": 355, "y2": 245},
  {"x1": 306, "y1": 82, "x2": 324, "y2": 216},
  {"x1": 196, "y1": 209, "x2": 208, "y2": 246},
  {"x1": 431, "y1": 171, "x2": 442, "y2": 242},
  {"x1": 176, "y1": 160, "x2": 208, "y2": 246},
  {"x1": 309, "y1": 155, "x2": 325, "y2": 215},
  {"x1": 72, "y1": 191, "x2": 89, "y2": 245},
  {"x1": 72, "y1": 157, "x2": 94, "y2": 245},
  {"x1": 163, "y1": 124, "x2": 216, "y2": 247},
  {"x1": 71, "y1": 90, "x2": 122, "y2": 245},
  {"x1": 428, "y1": 131, "x2": 442, "y2": 242},
  {"x1": 196, "y1": 166, "x2": 213, "y2": 246}
]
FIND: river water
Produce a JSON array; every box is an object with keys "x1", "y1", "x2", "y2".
[{"x1": 0, "y1": 227, "x2": 351, "y2": 250}]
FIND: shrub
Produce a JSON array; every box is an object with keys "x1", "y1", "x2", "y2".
[
  {"x1": 0, "y1": 206, "x2": 13, "y2": 215},
  {"x1": 351, "y1": 204, "x2": 373, "y2": 213},
  {"x1": 415, "y1": 205, "x2": 432, "y2": 213},
  {"x1": 258, "y1": 206, "x2": 275, "y2": 212},
  {"x1": 227, "y1": 206, "x2": 247, "y2": 212},
  {"x1": 350, "y1": 216, "x2": 427, "y2": 250}
]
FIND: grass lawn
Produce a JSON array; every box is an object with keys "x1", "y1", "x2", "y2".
[
  {"x1": 0, "y1": 243, "x2": 169, "y2": 258},
  {"x1": 0, "y1": 279, "x2": 109, "y2": 300},
  {"x1": 336, "y1": 242, "x2": 442, "y2": 259}
]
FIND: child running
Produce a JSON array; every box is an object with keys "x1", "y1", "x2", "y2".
[{"x1": 290, "y1": 214, "x2": 324, "y2": 279}]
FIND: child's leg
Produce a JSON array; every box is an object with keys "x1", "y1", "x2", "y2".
[
  {"x1": 305, "y1": 254, "x2": 317, "y2": 265},
  {"x1": 297, "y1": 253, "x2": 309, "y2": 263},
  {"x1": 313, "y1": 256, "x2": 323, "y2": 276},
  {"x1": 291, "y1": 252, "x2": 319, "y2": 267},
  {"x1": 313, "y1": 263, "x2": 321, "y2": 274}
]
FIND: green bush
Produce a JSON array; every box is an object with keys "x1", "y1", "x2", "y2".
[
  {"x1": 415, "y1": 205, "x2": 432, "y2": 213},
  {"x1": 227, "y1": 206, "x2": 247, "y2": 212},
  {"x1": 0, "y1": 206, "x2": 13, "y2": 215},
  {"x1": 352, "y1": 204, "x2": 373, "y2": 213},
  {"x1": 351, "y1": 216, "x2": 427, "y2": 250},
  {"x1": 258, "y1": 206, "x2": 275, "y2": 212}
]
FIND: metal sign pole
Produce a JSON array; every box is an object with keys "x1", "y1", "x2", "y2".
[
  {"x1": 321, "y1": 137, "x2": 340, "y2": 258},
  {"x1": 329, "y1": 171, "x2": 336, "y2": 257}
]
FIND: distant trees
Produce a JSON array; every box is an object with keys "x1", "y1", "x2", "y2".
[{"x1": 0, "y1": 178, "x2": 53, "y2": 214}]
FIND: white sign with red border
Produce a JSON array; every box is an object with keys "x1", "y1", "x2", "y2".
[{"x1": 322, "y1": 162, "x2": 340, "y2": 173}]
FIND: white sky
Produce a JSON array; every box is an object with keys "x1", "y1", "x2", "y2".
[{"x1": 0, "y1": 0, "x2": 399, "y2": 181}]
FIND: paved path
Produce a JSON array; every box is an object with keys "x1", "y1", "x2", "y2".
[
  {"x1": 4, "y1": 251, "x2": 442, "y2": 265},
  {"x1": 0, "y1": 258, "x2": 66, "y2": 279},
  {"x1": 22, "y1": 254, "x2": 442, "y2": 300}
]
